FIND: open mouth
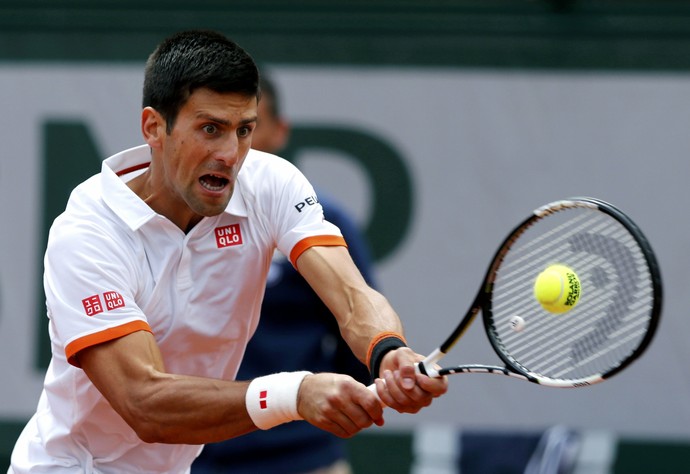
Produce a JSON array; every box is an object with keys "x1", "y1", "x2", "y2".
[{"x1": 199, "y1": 174, "x2": 229, "y2": 192}]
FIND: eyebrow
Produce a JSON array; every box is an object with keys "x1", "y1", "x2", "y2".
[{"x1": 197, "y1": 113, "x2": 257, "y2": 126}]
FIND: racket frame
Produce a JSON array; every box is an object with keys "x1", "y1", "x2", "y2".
[{"x1": 418, "y1": 197, "x2": 662, "y2": 388}]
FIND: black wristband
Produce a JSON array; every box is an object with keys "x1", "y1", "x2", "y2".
[{"x1": 369, "y1": 336, "x2": 407, "y2": 380}]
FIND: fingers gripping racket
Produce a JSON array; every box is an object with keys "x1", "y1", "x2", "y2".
[{"x1": 394, "y1": 198, "x2": 662, "y2": 389}]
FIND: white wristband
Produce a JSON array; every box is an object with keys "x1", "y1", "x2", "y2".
[{"x1": 245, "y1": 371, "x2": 312, "y2": 430}]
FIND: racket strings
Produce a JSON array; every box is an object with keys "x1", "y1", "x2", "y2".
[
  {"x1": 489, "y1": 206, "x2": 655, "y2": 382},
  {"x1": 568, "y1": 231, "x2": 641, "y2": 362}
]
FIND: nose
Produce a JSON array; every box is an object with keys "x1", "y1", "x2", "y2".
[{"x1": 215, "y1": 135, "x2": 241, "y2": 167}]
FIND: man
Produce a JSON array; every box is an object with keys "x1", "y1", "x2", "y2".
[
  {"x1": 9, "y1": 30, "x2": 447, "y2": 473},
  {"x1": 192, "y1": 75, "x2": 375, "y2": 474}
]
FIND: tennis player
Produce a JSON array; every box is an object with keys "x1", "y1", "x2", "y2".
[{"x1": 9, "y1": 29, "x2": 447, "y2": 473}]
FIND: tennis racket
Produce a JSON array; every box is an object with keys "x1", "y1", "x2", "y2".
[{"x1": 379, "y1": 197, "x2": 662, "y2": 390}]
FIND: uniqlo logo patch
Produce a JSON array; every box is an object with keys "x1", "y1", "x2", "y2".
[
  {"x1": 82, "y1": 291, "x2": 126, "y2": 316},
  {"x1": 103, "y1": 291, "x2": 125, "y2": 311},
  {"x1": 215, "y1": 223, "x2": 243, "y2": 248},
  {"x1": 259, "y1": 390, "x2": 268, "y2": 409},
  {"x1": 82, "y1": 295, "x2": 103, "y2": 317}
]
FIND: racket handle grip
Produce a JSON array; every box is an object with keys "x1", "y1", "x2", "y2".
[{"x1": 366, "y1": 381, "x2": 385, "y2": 407}]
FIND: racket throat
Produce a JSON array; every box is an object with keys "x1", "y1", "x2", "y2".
[
  {"x1": 419, "y1": 349, "x2": 444, "y2": 378},
  {"x1": 417, "y1": 362, "x2": 429, "y2": 376}
]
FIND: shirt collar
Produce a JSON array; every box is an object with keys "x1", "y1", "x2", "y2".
[{"x1": 101, "y1": 144, "x2": 248, "y2": 232}]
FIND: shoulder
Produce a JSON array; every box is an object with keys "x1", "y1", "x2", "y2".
[
  {"x1": 236, "y1": 149, "x2": 313, "y2": 209},
  {"x1": 50, "y1": 179, "x2": 136, "y2": 262}
]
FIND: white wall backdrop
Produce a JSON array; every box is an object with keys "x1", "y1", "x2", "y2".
[{"x1": 2, "y1": 64, "x2": 689, "y2": 439}]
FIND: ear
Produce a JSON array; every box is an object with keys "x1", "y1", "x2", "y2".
[
  {"x1": 141, "y1": 107, "x2": 166, "y2": 149},
  {"x1": 272, "y1": 118, "x2": 291, "y2": 152}
]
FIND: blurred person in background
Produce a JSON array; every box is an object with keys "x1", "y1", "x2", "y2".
[{"x1": 192, "y1": 74, "x2": 375, "y2": 474}]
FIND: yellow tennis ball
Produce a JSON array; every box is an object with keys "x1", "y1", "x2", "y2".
[{"x1": 534, "y1": 264, "x2": 581, "y2": 314}]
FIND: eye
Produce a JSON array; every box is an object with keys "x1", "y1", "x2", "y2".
[
  {"x1": 202, "y1": 124, "x2": 218, "y2": 135},
  {"x1": 238, "y1": 126, "x2": 253, "y2": 138}
]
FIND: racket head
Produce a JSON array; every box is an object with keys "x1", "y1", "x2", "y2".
[{"x1": 481, "y1": 197, "x2": 662, "y2": 387}]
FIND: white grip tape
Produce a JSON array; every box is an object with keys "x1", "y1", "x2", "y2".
[{"x1": 245, "y1": 371, "x2": 312, "y2": 430}]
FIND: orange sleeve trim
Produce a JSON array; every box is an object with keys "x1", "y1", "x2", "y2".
[
  {"x1": 366, "y1": 331, "x2": 408, "y2": 371},
  {"x1": 66, "y1": 320, "x2": 153, "y2": 368},
  {"x1": 289, "y1": 235, "x2": 347, "y2": 267}
]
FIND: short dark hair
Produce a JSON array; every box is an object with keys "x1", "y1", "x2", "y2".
[{"x1": 143, "y1": 30, "x2": 260, "y2": 133}]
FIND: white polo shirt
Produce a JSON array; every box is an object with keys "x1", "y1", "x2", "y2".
[{"x1": 10, "y1": 145, "x2": 345, "y2": 474}]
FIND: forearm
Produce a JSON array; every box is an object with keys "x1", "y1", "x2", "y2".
[
  {"x1": 295, "y1": 246, "x2": 405, "y2": 366},
  {"x1": 122, "y1": 371, "x2": 255, "y2": 444},
  {"x1": 79, "y1": 332, "x2": 257, "y2": 445},
  {"x1": 337, "y1": 284, "x2": 404, "y2": 367},
  {"x1": 293, "y1": 245, "x2": 449, "y2": 412}
]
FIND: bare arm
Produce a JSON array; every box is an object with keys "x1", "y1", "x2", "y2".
[
  {"x1": 78, "y1": 330, "x2": 256, "y2": 445},
  {"x1": 295, "y1": 246, "x2": 448, "y2": 411},
  {"x1": 78, "y1": 327, "x2": 385, "y2": 443},
  {"x1": 294, "y1": 245, "x2": 402, "y2": 362}
]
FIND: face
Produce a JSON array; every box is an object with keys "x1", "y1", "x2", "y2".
[{"x1": 140, "y1": 88, "x2": 257, "y2": 231}]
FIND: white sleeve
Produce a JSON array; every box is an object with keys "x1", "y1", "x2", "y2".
[
  {"x1": 245, "y1": 153, "x2": 344, "y2": 262},
  {"x1": 44, "y1": 214, "x2": 148, "y2": 366}
]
